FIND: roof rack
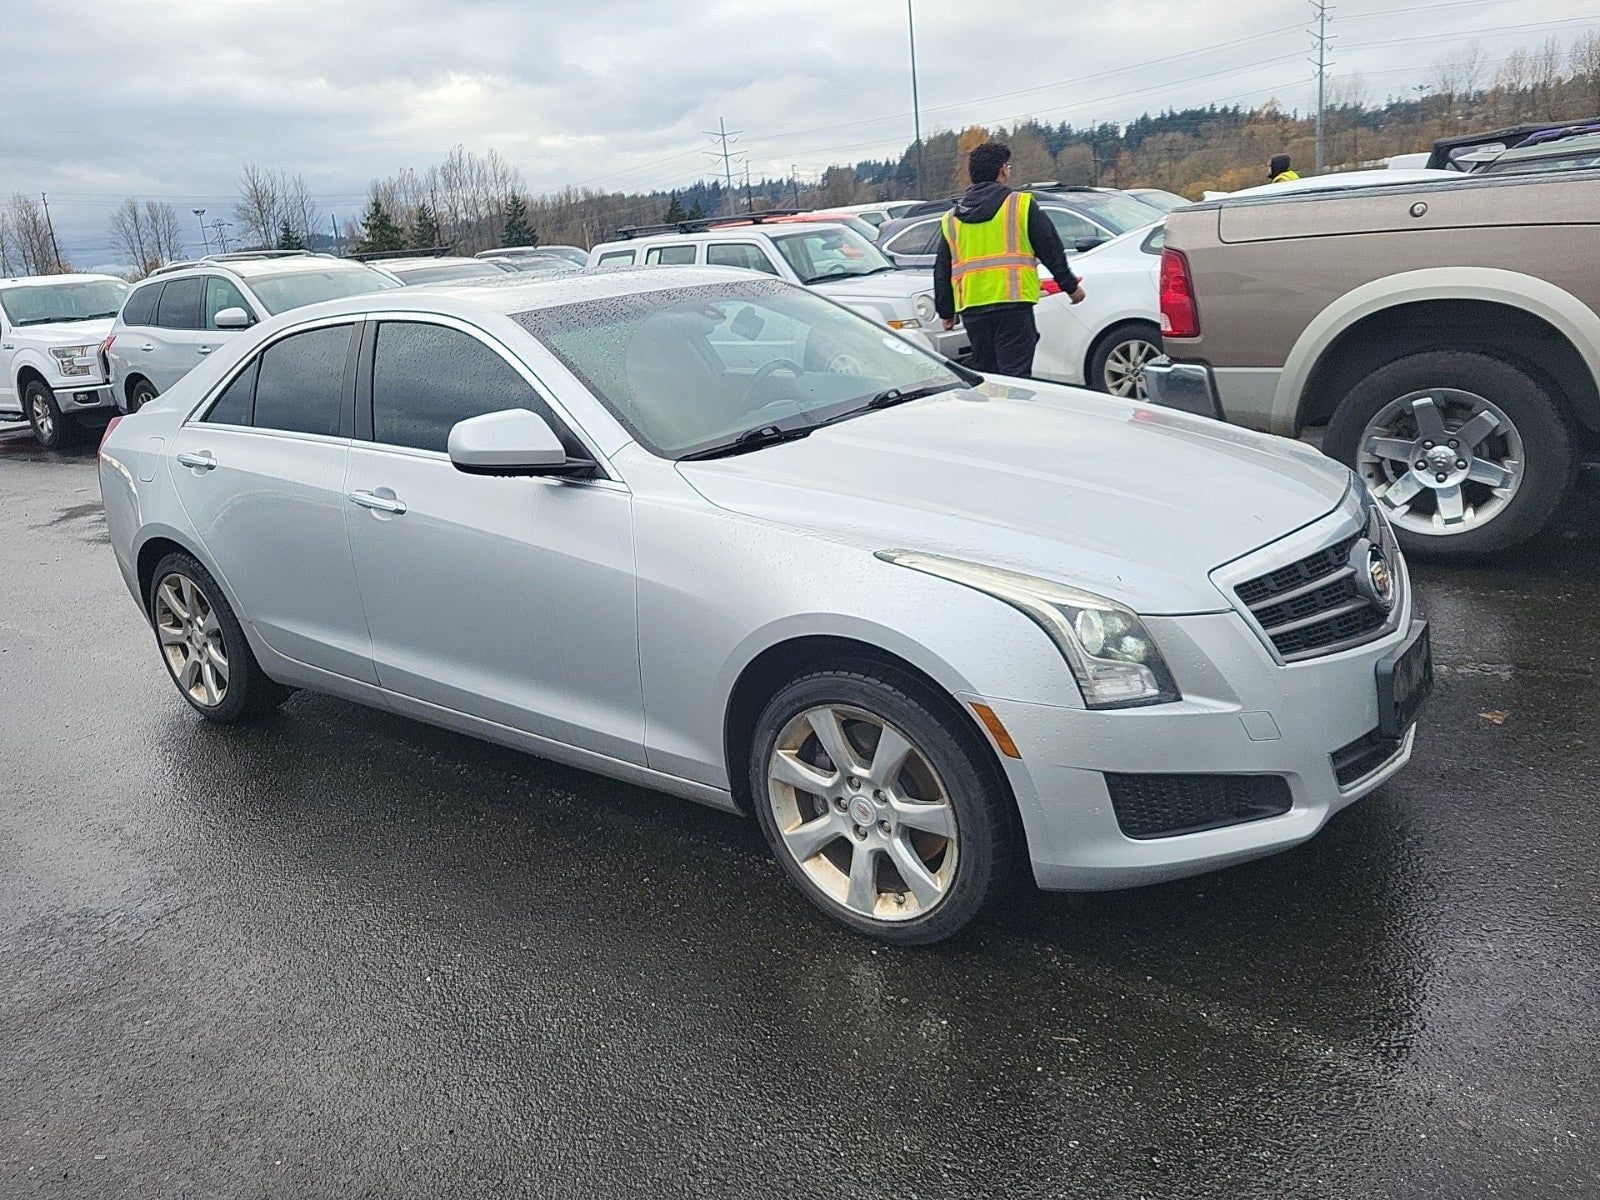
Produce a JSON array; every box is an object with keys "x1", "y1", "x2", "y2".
[
  {"x1": 149, "y1": 249, "x2": 330, "y2": 277},
  {"x1": 348, "y1": 246, "x2": 455, "y2": 262},
  {"x1": 1023, "y1": 182, "x2": 1101, "y2": 193},
  {"x1": 611, "y1": 208, "x2": 809, "y2": 240}
]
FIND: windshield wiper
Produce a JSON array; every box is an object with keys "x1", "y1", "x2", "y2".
[
  {"x1": 679, "y1": 423, "x2": 815, "y2": 461},
  {"x1": 863, "y1": 381, "x2": 964, "y2": 409}
]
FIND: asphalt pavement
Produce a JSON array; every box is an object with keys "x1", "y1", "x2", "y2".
[{"x1": 2, "y1": 424, "x2": 1596, "y2": 1199}]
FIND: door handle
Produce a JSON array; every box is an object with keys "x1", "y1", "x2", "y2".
[
  {"x1": 197, "y1": 346, "x2": 213, "y2": 356},
  {"x1": 140, "y1": 343, "x2": 155, "y2": 352},
  {"x1": 349, "y1": 490, "x2": 407, "y2": 515},
  {"x1": 176, "y1": 451, "x2": 216, "y2": 471}
]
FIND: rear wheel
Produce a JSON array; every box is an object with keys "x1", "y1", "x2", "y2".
[
  {"x1": 1089, "y1": 322, "x2": 1163, "y2": 400},
  {"x1": 748, "y1": 669, "x2": 1015, "y2": 944},
  {"x1": 146, "y1": 552, "x2": 292, "y2": 723},
  {"x1": 1325, "y1": 350, "x2": 1574, "y2": 557},
  {"x1": 24, "y1": 379, "x2": 68, "y2": 449}
]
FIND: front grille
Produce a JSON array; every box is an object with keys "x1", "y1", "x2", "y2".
[
  {"x1": 1235, "y1": 533, "x2": 1390, "y2": 661},
  {"x1": 1331, "y1": 727, "x2": 1405, "y2": 788},
  {"x1": 1106, "y1": 773, "x2": 1292, "y2": 839}
]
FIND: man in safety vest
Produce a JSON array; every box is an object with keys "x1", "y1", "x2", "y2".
[
  {"x1": 934, "y1": 141, "x2": 1085, "y2": 378},
  {"x1": 1269, "y1": 154, "x2": 1301, "y2": 183}
]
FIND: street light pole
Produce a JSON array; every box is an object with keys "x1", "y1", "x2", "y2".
[
  {"x1": 907, "y1": 0, "x2": 926, "y2": 197},
  {"x1": 193, "y1": 208, "x2": 209, "y2": 255}
]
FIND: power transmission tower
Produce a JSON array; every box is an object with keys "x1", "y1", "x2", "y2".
[
  {"x1": 906, "y1": 0, "x2": 926, "y2": 197},
  {"x1": 40, "y1": 192, "x2": 63, "y2": 272},
  {"x1": 704, "y1": 118, "x2": 742, "y2": 215},
  {"x1": 1310, "y1": 0, "x2": 1335, "y2": 174}
]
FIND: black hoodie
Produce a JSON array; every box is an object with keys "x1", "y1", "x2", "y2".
[{"x1": 933, "y1": 182, "x2": 1080, "y2": 321}]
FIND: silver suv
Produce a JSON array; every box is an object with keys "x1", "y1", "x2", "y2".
[{"x1": 106, "y1": 251, "x2": 399, "y2": 411}]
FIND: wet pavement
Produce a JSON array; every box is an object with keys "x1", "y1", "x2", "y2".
[{"x1": 2, "y1": 425, "x2": 1597, "y2": 1199}]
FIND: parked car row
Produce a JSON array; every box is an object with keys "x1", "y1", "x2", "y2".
[{"x1": 0, "y1": 272, "x2": 127, "y2": 446}]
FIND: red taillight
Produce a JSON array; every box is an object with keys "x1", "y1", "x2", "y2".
[
  {"x1": 100, "y1": 333, "x2": 116, "y2": 356},
  {"x1": 1039, "y1": 277, "x2": 1062, "y2": 295},
  {"x1": 98, "y1": 415, "x2": 122, "y2": 458},
  {"x1": 1159, "y1": 248, "x2": 1199, "y2": 338}
]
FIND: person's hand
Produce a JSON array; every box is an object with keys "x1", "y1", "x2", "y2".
[
  {"x1": 942, "y1": 317, "x2": 958, "y2": 331},
  {"x1": 1068, "y1": 282, "x2": 1087, "y2": 304}
]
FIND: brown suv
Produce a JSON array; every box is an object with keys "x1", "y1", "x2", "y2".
[{"x1": 1145, "y1": 169, "x2": 1600, "y2": 557}]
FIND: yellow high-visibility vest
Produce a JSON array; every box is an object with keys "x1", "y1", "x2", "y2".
[
  {"x1": 941, "y1": 191, "x2": 1041, "y2": 311},
  {"x1": 1272, "y1": 169, "x2": 1301, "y2": 182}
]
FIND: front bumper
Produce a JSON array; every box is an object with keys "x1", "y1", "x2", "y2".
[
  {"x1": 58, "y1": 383, "x2": 116, "y2": 413},
  {"x1": 1143, "y1": 356, "x2": 1221, "y2": 420},
  {"x1": 926, "y1": 325, "x2": 970, "y2": 360}
]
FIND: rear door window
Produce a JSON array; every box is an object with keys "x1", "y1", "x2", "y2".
[
  {"x1": 706, "y1": 243, "x2": 781, "y2": 275},
  {"x1": 1045, "y1": 208, "x2": 1103, "y2": 246},
  {"x1": 205, "y1": 360, "x2": 258, "y2": 426},
  {"x1": 644, "y1": 245, "x2": 698, "y2": 266},
  {"x1": 884, "y1": 220, "x2": 941, "y2": 257},
  {"x1": 121, "y1": 284, "x2": 161, "y2": 327},
  {"x1": 155, "y1": 277, "x2": 203, "y2": 330},
  {"x1": 251, "y1": 325, "x2": 353, "y2": 437}
]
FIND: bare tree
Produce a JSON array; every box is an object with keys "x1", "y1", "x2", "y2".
[
  {"x1": 1433, "y1": 40, "x2": 1486, "y2": 114},
  {"x1": 4, "y1": 193, "x2": 60, "y2": 274},
  {"x1": 1531, "y1": 35, "x2": 1565, "y2": 120},
  {"x1": 233, "y1": 163, "x2": 282, "y2": 249},
  {"x1": 1491, "y1": 47, "x2": 1532, "y2": 123},
  {"x1": 109, "y1": 199, "x2": 188, "y2": 277},
  {"x1": 0, "y1": 208, "x2": 12, "y2": 275},
  {"x1": 1571, "y1": 30, "x2": 1600, "y2": 116}
]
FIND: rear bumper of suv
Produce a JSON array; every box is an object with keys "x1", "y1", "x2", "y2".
[{"x1": 1142, "y1": 356, "x2": 1221, "y2": 419}]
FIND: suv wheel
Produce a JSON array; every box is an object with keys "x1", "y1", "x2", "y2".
[
  {"x1": 1089, "y1": 323, "x2": 1162, "y2": 400},
  {"x1": 748, "y1": 669, "x2": 1015, "y2": 944},
  {"x1": 1325, "y1": 350, "x2": 1575, "y2": 557},
  {"x1": 127, "y1": 378, "x2": 158, "y2": 413},
  {"x1": 24, "y1": 379, "x2": 67, "y2": 449}
]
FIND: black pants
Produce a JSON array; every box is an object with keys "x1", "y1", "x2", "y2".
[{"x1": 962, "y1": 305, "x2": 1040, "y2": 378}]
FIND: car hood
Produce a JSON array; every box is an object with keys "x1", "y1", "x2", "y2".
[
  {"x1": 16, "y1": 318, "x2": 114, "y2": 344},
  {"x1": 677, "y1": 380, "x2": 1352, "y2": 615},
  {"x1": 811, "y1": 271, "x2": 933, "y2": 301}
]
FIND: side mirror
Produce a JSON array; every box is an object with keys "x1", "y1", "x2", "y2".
[
  {"x1": 214, "y1": 306, "x2": 252, "y2": 329},
  {"x1": 1074, "y1": 235, "x2": 1108, "y2": 253},
  {"x1": 448, "y1": 409, "x2": 596, "y2": 478}
]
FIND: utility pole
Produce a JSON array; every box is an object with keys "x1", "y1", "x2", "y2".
[
  {"x1": 1310, "y1": 0, "x2": 1335, "y2": 174},
  {"x1": 906, "y1": 0, "x2": 926, "y2": 197},
  {"x1": 330, "y1": 213, "x2": 342, "y2": 255},
  {"x1": 742, "y1": 161, "x2": 755, "y2": 213},
  {"x1": 790, "y1": 164, "x2": 801, "y2": 207},
  {"x1": 40, "y1": 192, "x2": 63, "y2": 272},
  {"x1": 193, "y1": 208, "x2": 209, "y2": 255},
  {"x1": 705, "y1": 118, "x2": 742, "y2": 216}
]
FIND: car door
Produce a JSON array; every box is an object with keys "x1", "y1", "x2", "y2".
[
  {"x1": 342, "y1": 317, "x2": 644, "y2": 764},
  {"x1": 147, "y1": 276, "x2": 210, "y2": 391},
  {"x1": 0, "y1": 309, "x2": 16, "y2": 415},
  {"x1": 168, "y1": 318, "x2": 376, "y2": 684}
]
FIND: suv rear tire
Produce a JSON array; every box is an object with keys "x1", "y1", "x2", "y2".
[{"x1": 1325, "y1": 350, "x2": 1575, "y2": 558}]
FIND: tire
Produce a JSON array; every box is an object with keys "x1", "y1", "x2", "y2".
[
  {"x1": 747, "y1": 668, "x2": 1017, "y2": 944},
  {"x1": 127, "y1": 378, "x2": 158, "y2": 413},
  {"x1": 1325, "y1": 350, "x2": 1575, "y2": 558},
  {"x1": 24, "y1": 379, "x2": 69, "y2": 449},
  {"x1": 146, "y1": 552, "x2": 293, "y2": 723},
  {"x1": 1088, "y1": 321, "x2": 1163, "y2": 400}
]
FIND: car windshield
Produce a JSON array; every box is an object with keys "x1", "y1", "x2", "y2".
[
  {"x1": 1480, "y1": 136, "x2": 1600, "y2": 175},
  {"x1": 1055, "y1": 191, "x2": 1166, "y2": 234},
  {"x1": 769, "y1": 228, "x2": 895, "y2": 283},
  {"x1": 389, "y1": 262, "x2": 508, "y2": 285},
  {"x1": 0, "y1": 279, "x2": 128, "y2": 326},
  {"x1": 1130, "y1": 190, "x2": 1190, "y2": 213},
  {"x1": 516, "y1": 279, "x2": 969, "y2": 459},
  {"x1": 249, "y1": 267, "x2": 400, "y2": 314}
]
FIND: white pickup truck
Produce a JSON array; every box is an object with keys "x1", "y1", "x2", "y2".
[{"x1": 0, "y1": 273, "x2": 128, "y2": 448}]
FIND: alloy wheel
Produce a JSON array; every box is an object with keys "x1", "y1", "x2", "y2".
[
  {"x1": 1103, "y1": 337, "x2": 1159, "y2": 399},
  {"x1": 766, "y1": 704, "x2": 958, "y2": 922},
  {"x1": 1356, "y1": 389, "x2": 1524, "y2": 537},
  {"x1": 29, "y1": 392, "x2": 54, "y2": 442},
  {"x1": 153, "y1": 572, "x2": 230, "y2": 707}
]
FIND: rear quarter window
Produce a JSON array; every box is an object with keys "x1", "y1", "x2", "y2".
[
  {"x1": 121, "y1": 283, "x2": 161, "y2": 327},
  {"x1": 596, "y1": 250, "x2": 636, "y2": 269}
]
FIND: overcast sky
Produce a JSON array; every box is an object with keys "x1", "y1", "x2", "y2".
[{"x1": 11, "y1": 0, "x2": 1597, "y2": 267}]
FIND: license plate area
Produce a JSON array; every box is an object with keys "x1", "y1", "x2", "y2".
[{"x1": 1377, "y1": 621, "x2": 1432, "y2": 739}]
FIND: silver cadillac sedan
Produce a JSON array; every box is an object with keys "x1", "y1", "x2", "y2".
[{"x1": 98, "y1": 266, "x2": 1431, "y2": 943}]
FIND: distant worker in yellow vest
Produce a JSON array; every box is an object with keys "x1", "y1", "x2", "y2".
[
  {"x1": 934, "y1": 140, "x2": 1085, "y2": 378},
  {"x1": 1269, "y1": 154, "x2": 1301, "y2": 183}
]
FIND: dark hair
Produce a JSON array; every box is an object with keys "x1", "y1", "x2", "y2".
[
  {"x1": 968, "y1": 141, "x2": 1012, "y2": 184},
  {"x1": 1269, "y1": 154, "x2": 1292, "y2": 177}
]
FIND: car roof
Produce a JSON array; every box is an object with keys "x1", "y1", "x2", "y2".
[
  {"x1": 477, "y1": 245, "x2": 584, "y2": 257},
  {"x1": 141, "y1": 253, "x2": 379, "y2": 284},
  {"x1": 380, "y1": 256, "x2": 500, "y2": 271},
  {"x1": 592, "y1": 223, "x2": 857, "y2": 250},
  {"x1": 0, "y1": 272, "x2": 125, "y2": 288}
]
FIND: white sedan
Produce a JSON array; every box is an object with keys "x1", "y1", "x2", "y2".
[
  {"x1": 98, "y1": 266, "x2": 1429, "y2": 943},
  {"x1": 1032, "y1": 224, "x2": 1165, "y2": 399}
]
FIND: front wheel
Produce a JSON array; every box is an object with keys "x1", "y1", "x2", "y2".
[
  {"x1": 147, "y1": 552, "x2": 292, "y2": 723},
  {"x1": 1089, "y1": 323, "x2": 1163, "y2": 400},
  {"x1": 127, "y1": 378, "x2": 158, "y2": 413},
  {"x1": 24, "y1": 379, "x2": 68, "y2": 449},
  {"x1": 1325, "y1": 350, "x2": 1575, "y2": 558},
  {"x1": 748, "y1": 669, "x2": 1016, "y2": 944}
]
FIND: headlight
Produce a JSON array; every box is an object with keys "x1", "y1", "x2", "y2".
[
  {"x1": 51, "y1": 345, "x2": 94, "y2": 377},
  {"x1": 876, "y1": 550, "x2": 1181, "y2": 709},
  {"x1": 913, "y1": 294, "x2": 936, "y2": 324}
]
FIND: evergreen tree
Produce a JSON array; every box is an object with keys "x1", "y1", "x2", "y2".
[
  {"x1": 355, "y1": 199, "x2": 406, "y2": 254},
  {"x1": 276, "y1": 219, "x2": 305, "y2": 250},
  {"x1": 411, "y1": 202, "x2": 440, "y2": 249},
  {"x1": 501, "y1": 194, "x2": 537, "y2": 247},
  {"x1": 662, "y1": 191, "x2": 690, "y2": 224},
  {"x1": 686, "y1": 200, "x2": 705, "y2": 221}
]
